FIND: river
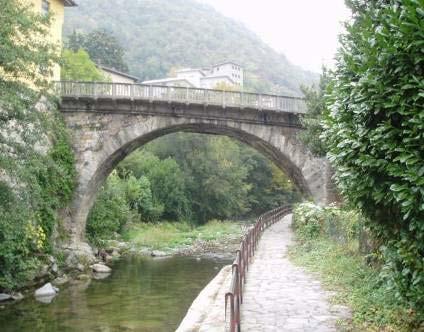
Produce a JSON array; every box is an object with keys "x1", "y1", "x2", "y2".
[{"x1": 0, "y1": 255, "x2": 230, "y2": 332}]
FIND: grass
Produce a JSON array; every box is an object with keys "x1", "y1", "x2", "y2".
[
  {"x1": 122, "y1": 220, "x2": 244, "y2": 250},
  {"x1": 289, "y1": 238, "x2": 420, "y2": 331}
]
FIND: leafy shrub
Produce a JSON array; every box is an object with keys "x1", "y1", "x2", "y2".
[
  {"x1": 324, "y1": 0, "x2": 424, "y2": 310},
  {"x1": 86, "y1": 172, "x2": 136, "y2": 244},
  {"x1": 293, "y1": 203, "x2": 360, "y2": 243}
]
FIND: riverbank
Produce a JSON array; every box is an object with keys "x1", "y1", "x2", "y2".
[
  {"x1": 104, "y1": 220, "x2": 247, "y2": 259},
  {"x1": 0, "y1": 220, "x2": 245, "y2": 306}
]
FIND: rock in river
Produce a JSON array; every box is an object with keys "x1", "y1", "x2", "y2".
[
  {"x1": 91, "y1": 263, "x2": 112, "y2": 273},
  {"x1": 0, "y1": 294, "x2": 12, "y2": 302},
  {"x1": 35, "y1": 283, "x2": 59, "y2": 300}
]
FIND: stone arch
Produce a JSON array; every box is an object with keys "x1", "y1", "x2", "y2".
[{"x1": 61, "y1": 112, "x2": 333, "y2": 245}]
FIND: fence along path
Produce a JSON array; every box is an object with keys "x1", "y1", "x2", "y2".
[
  {"x1": 237, "y1": 214, "x2": 351, "y2": 332},
  {"x1": 56, "y1": 81, "x2": 307, "y2": 114},
  {"x1": 225, "y1": 205, "x2": 293, "y2": 331}
]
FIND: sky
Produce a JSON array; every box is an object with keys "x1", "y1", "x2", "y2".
[{"x1": 200, "y1": 0, "x2": 351, "y2": 73}]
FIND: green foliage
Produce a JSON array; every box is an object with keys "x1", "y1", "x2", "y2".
[
  {"x1": 119, "y1": 151, "x2": 190, "y2": 221},
  {"x1": 0, "y1": 0, "x2": 76, "y2": 290},
  {"x1": 88, "y1": 132, "x2": 300, "y2": 244},
  {"x1": 0, "y1": 0, "x2": 58, "y2": 87},
  {"x1": 291, "y1": 203, "x2": 421, "y2": 330},
  {"x1": 299, "y1": 69, "x2": 329, "y2": 157},
  {"x1": 86, "y1": 172, "x2": 135, "y2": 245},
  {"x1": 61, "y1": 49, "x2": 107, "y2": 81},
  {"x1": 144, "y1": 134, "x2": 252, "y2": 223},
  {"x1": 293, "y1": 203, "x2": 360, "y2": 242},
  {"x1": 324, "y1": 0, "x2": 424, "y2": 309},
  {"x1": 64, "y1": 0, "x2": 318, "y2": 94},
  {"x1": 67, "y1": 29, "x2": 129, "y2": 72}
]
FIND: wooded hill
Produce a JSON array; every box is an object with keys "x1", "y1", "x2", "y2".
[{"x1": 64, "y1": 0, "x2": 318, "y2": 95}]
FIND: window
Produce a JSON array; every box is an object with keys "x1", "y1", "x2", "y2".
[{"x1": 41, "y1": 0, "x2": 50, "y2": 16}]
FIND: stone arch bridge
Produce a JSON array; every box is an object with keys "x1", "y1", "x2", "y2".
[{"x1": 56, "y1": 82, "x2": 335, "y2": 247}]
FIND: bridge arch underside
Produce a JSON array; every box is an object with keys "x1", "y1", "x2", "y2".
[{"x1": 62, "y1": 113, "x2": 332, "y2": 244}]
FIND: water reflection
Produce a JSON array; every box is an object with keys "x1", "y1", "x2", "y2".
[{"x1": 0, "y1": 256, "x2": 229, "y2": 332}]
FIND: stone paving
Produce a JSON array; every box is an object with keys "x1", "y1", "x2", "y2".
[{"x1": 240, "y1": 214, "x2": 351, "y2": 332}]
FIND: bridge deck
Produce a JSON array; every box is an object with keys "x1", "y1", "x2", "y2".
[
  {"x1": 240, "y1": 214, "x2": 350, "y2": 331},
  {"x1": 55, "y1": 81, "x2": 306, "y2": 114}
]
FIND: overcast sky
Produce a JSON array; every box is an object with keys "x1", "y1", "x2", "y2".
[{"x1": 200, "y1": 0, "x2": 351, "y2": 73}]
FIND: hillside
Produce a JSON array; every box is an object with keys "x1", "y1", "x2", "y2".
[{"x1": 64, "y1": 0, "x2": 318, "y2": 95}]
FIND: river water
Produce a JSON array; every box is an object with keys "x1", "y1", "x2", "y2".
[{"x1": 0, "y1": 256, "x2": 230, "y2": 332}]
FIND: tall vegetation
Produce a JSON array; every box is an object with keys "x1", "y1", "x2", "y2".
[
  {"x1": 63, "y1": 0, "x2": 318, "y2": 94},
  {"x1": 67, "y1": 29, "x2": 129, "y2": 72},
  {"x1": 299, "y1": 69, "x2": 329, "y2": 157},
  {"x1": 87, "y1": 134, "x2": 301, "y2": 242},
  {"x1": 324, "y1": 0, "x2": 424, "y2": 312},
  {"x1": 0, "y1": 0, "x2": 76, "y2": 290},
  {"x1": 61, "y1": 49, "x2": 107, "y2": 81}
]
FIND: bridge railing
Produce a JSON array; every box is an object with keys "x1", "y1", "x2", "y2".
[
  {"x1": 55, "y1": 81, "x2": 307, "y2": 113},
  {"x1": 225, "y1": 205, "x2": 292, "y2": 332}
]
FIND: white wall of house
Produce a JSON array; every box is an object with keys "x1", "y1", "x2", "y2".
[
  {"x1": 142, "y1": 62, "x2": 244, "y2": 89},
  {"x1": 175, "y1": 69, "x2": 204, "y2": 87},
  {"x1": 211, "y1": 63, "x2": 243, "y2": 87},
  {"x1": 200, "y1": 76, "x2": 235, "y2": 89}
]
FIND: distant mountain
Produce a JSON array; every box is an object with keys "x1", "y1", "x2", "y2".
[{"x1": 64, "y1": 0, "x2": 319, "y2": 95}]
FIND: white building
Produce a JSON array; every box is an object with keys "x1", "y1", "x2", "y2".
[{"x1": 143, "y1": 62, "x2": 244, "y2": 89}]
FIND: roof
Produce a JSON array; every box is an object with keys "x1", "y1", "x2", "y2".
[
  {"x1": 142, "y1": 77, "x2": 195, "y2": 87},
  {"x1": 212, "y1": 61, "x2": 243, "y2": 68},
  {"x1": 64, "y1": 0, "x2": 78, "y2": 6},
  {"x1": 176, "y1": 68, "x2": 206, "y2": 76},
  {"x1": 97, "y1": 65, "x2": 139, "y2": 82}
]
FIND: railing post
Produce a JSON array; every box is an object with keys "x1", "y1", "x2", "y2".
[
  {"x1": 130, "y1": 84, "x2": 134, "y2": 99},
  {"x1": 258, "y1": 94, "x2": 263, "y2": 110},
  {"x1": 204, "y1": 89, "x2": 208, "y2": 106},
  {"x1": 240, "y1": 92, "x2": 244, "y2": 109},
  {"x1": 186, "y1": 87, "x2": 189, "y2": 104},
  {"x1": 223, "y1": 90, "x2": 226, "y2": 108},
  {"x1": 112, "y1": 83, "x2": 116, "y2": 97},
  {"x1": 149, "y1": 85, "x2": 153, "y2": 102}
]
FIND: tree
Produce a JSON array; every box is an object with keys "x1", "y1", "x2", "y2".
[
  {"x1": 324, "y1": 0, "x2": 424, "y2": 311},
  {"x1": 119, "y1": 151, "x2": 190, "y2": 221},
  {"x1": 0, "y1": 0, "x2": 76, "y2": 290},
  {"x1": 61, "y1": 49, "x2": 107, "y2": 81},
  {"x1": 299, "y1": 68, "x2": 329, "y2": 157},
  {"x1": 67, "y1": 29, "x2": 128, "y2": 72},
  {"x1": 0, "y1": 0, "x2": 58, "y2": 87}
]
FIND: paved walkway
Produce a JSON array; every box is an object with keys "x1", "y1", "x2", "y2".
[{"x1": 240, "y1": 214, "x2": 350, "y2": 331}]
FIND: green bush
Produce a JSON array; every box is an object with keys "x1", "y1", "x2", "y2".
[
  {"x1": 0, "y1": 95, "x2": 76, "y2": 290},
  {"x1": 293, "y1": 203, "x2": 360, "y2": 243},
  {"x1": 324, "y1": 0, "x2": 424, "y2": 310},
  {"x1": 86, "y1": 172, "x2": 135, "y2": 244}
]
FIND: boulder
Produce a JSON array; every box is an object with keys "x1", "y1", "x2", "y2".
[
  {"x1": 90, "y1": 263, "x2": 112, "y2": 273},
  {"x1": 11, "y1": 293, "x2": 24, "y2": 301},
  {"x1": 151, "y1": 250, "x2": 168, "y2": 257},
  {"x1": 53, "y1": 275, "x2": 69, "y2": 286},
  {"x1": 0, "y1": 294, "x2": 12, "y2": 302},
  {"x1": 35, "y1": 283, "x2": 59, "y2": 297},
  {"x1": 51, "y1": 263, "x2": 59, "y2": 274}
]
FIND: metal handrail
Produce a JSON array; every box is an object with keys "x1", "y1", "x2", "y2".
[
  {"x1": 225, "y1": 205, "x2": 292, "y2": 332},
  {"x1": 54, "y1": 81, "x2": 307, "y2": 114}
]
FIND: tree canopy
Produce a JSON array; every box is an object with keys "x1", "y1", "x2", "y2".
[
  {"x1": 61, "y1": 49, "x2": 107, "y2": 81},
  {"x1": 67, "y1": 29, "x2": 129, "y2": 72},
  {"x1": 324, "y1": 0, "x2": 424, "y2": 310}
]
